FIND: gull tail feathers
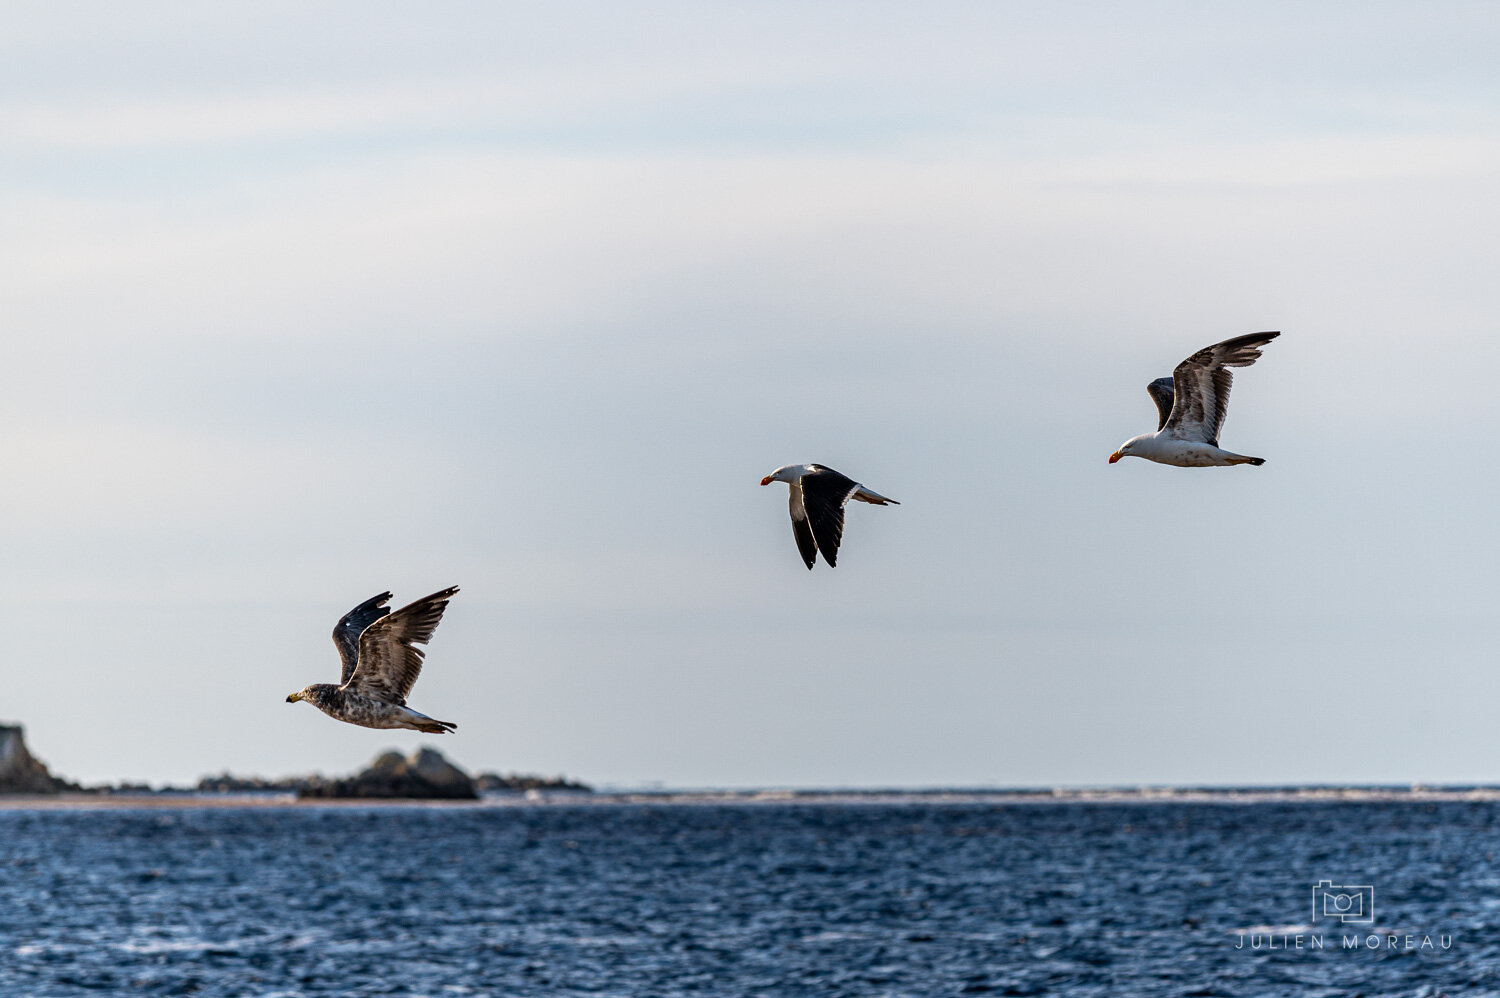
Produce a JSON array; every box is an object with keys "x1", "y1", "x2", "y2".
[
  {"x1": 852, "y1": 486, "x2": 899, "y2": 505},
  {"x1": 401, "y1": 706, "x2": 457, "y2": 734}
]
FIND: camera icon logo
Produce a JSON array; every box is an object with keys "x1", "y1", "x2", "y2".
[{"x1": 1312, "y1": 880, "x2": 1375, "y2": 924}]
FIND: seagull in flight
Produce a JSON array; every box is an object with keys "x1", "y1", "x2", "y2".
[
  {"x1": 760, "y1": 464, "x2": 898, "y2": 569},
  {"x1": 286, "y1": 588, "x2": 460, "y2": 734},
  {"x1": 1109, "y1": 332, "x2": 1280, "y2": 467}
]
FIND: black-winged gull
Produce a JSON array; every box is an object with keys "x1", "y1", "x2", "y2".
[{"x1": 760, "y1": 464, "x2": 898, "y2": 569}]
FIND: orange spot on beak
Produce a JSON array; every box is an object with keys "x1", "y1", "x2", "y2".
[
  {"x1": 760, "y1": 476, "x2": 773, "y2": 486},
  {"x1": 1108, "y1": 451, "x2": 1122, "y2": 464}
]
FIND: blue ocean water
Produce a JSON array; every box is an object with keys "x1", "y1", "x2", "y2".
[{"x1": 0, "y1": 797, "x2": 1494, "y2": 997}]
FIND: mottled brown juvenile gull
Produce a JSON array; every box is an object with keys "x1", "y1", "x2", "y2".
[
  {"x1": 286, "y1": 587, "x2": 459, "y2": 734},
  {"x1": 759, "y1": 464, "x2": 898, "y2": 569},
  {"x1": 1109, "y1": 332, "x2": 1280, "y2": 467}
]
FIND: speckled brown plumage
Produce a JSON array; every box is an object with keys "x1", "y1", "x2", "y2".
[{"x1": 287, "y1": 588, "x2": 460, "y2": 734}]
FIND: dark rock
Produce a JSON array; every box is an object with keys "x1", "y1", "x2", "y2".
[
  {"x1": 297, "y1": 746, "x2": 478, "y2": 799},
  {"x1": 0, "y1": 723, "x2": 80, "y2": 794},
  {"x1": 367, "y1": 751, "x2": 406, "y2": 777},
  {"x1": 474, "y1": 771, "x2": 592, "y2": 793},
  {"x1": 201, "y1": 758, "x2": 590, "y2": 798},
  {"x1": 197, "y1": 772, "x2": 316, "y2": 793},
  {"x1": 408, "y1": 747, "x2": 472, "y2": 792}
]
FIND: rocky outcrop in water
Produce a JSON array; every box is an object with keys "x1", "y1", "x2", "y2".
[
  {"x1": 196, "y1": 772, "x2": 321, "y2": 793},
  {"x1": 0, "y1": 723, "x2": 79, "y2": 794},
  {"x1": 198, "y1": 761, "x2": 592, "y2": 796},
  {"x1": 297, "y1": 746, "x2": 479, "y2": 799},
  {"x1": 0, "y1": 732, "x2": 586, "y2": 798},
  {"x1": 474, "y1": 771, "x2": 592, "y2": 793}
]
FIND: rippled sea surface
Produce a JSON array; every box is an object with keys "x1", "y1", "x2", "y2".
[{"x1": 2, "y1": 797, "x2": 1497, "y2": 996}]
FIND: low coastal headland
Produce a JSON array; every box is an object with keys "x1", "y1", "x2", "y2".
[
  {"x1": 0, "y1": 721, "x2": 589, "y2": 800},
  {"x1": 14, "y1": 720, "x2": 1500, "y2": 807}
]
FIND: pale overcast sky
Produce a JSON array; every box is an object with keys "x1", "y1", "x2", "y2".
[{"x1": 4, "y1": 2, "x2": 1500, "y2": 787}]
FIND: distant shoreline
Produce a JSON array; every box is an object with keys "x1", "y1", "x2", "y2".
[{"x1": 6, "y1": 784, "x2": 1500, "y2": 809}]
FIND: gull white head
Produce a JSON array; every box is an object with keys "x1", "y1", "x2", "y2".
[
  {"x1": 1108, "y1": 436, "x2": 1150, "y2": 464},
  {"x1": 760, "y1": 464, "x2": 810, "y2": 486}
]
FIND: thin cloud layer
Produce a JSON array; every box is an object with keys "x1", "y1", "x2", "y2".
[{"x1": 3, "y1": 3, "x2": 1500, "y2": 787}]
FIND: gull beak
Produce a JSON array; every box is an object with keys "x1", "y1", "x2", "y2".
[
  {"x1": 1108, "y1": 451, "x2": 1122, "y2": 464},
  {"x1": 285, "y1": 693, "x2": 300, "y2": 703},
  {"x1": 760, "y1": 476, "x2": 773, "y2": 486}
]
